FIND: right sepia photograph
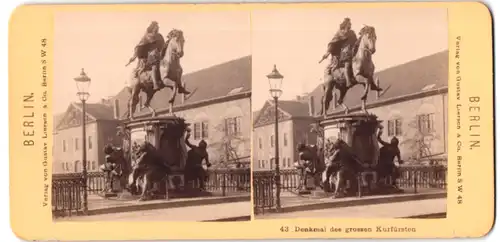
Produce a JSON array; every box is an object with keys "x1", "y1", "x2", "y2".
[{"x1": 251, "y1": 7, "x2": 449, "y2": 219}]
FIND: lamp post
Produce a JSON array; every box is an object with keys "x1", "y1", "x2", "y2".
[
  {"x1": 267, "y1": 64, "x2": 283, "y2": 211},
  {"x1": 74, "y1": 68, "x2": 91, "y2": 213}
]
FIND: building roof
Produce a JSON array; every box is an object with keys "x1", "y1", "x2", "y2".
[
  {"x1": 274, "y1": 100, "x2": 310, "y2": 117},
  {"x1": 112, "y1": 55, "x2": 252, "y2": 119},
  {"x1": 53, "y1": 113, "x2": 65, "y2": 131},
  {"x1": 54, "y1": 102, "x2": 117, "y2": 131},
  {"x1": 309, "y1": 50, "x2": 449, "y2": 114},
  {"x1": 73, "y1": 102, "x2": 116, "y2": 121},
  {"x1": 252, "y1": 110, "x2": 260, "y2": 123}
]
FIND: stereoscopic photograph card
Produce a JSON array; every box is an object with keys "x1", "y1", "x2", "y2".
[{"x1": 8, "y1": 1, "x2": 494, "y2": 241}]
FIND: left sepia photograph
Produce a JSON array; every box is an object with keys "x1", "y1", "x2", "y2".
[{"x1": 52, "y1": 10, "x2": 252, "y2": 221}]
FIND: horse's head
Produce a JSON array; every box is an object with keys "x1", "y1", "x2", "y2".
[
  {"x1": 165, "y1": 28, "x2": 185, "y2": 59},
  {"x1": 358, "y1": 25, "x2": 377, "y2": 54}
]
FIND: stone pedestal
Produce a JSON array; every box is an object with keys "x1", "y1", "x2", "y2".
[
  {"x1": 123, "y1": 116, "x2": 189, "y2": 195},
  {"x1": 320, "y1": 113, "x2": 382, "y2": 195}
]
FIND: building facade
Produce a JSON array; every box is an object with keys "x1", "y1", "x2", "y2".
[
  {"x1": 252, "y1": 50, "x2": 449, "y2": 171},
  {"x1": 52, "y1": 102, "x2": 121, "y2": 174},
  {"x1": 252, "y1": 99, "x2": 316, "y2": 171}
]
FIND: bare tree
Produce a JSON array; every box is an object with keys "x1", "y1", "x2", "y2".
[
  {"x1": 399, "y1": 116, "x2": 440, "y2": 164},
  {"x1": 209, "y1": 122, "x2": 249, "y2": 168}
]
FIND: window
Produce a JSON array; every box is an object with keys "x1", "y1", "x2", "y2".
[
  {"x1": 287, "y1": 158, "x2": 292, "y2": 168},
  {"x1": 62, "y1": 140, "x2": 67, "y2": 152},
  {"x1": 387, "y1": 118, "x2": 403, "y2": 136},
  {"x1": 224, "y1": 117, "x2": 242, "y2": 136},
  {"x1": 193, "y1": 121, "x2": 209, "y2": 140},
  {"x1": 88, "y1": 136, "x2": 93, "y2": 150},
  {"x1": 138, "y1": 96, "x2": 143, "y2": 110},
  {"x1": 193, "y1": 122, "x2": 201, "y2": 139},
  {"x1": 270, "y1": 135, "x2": 274, "y2": 147},
  {"x1": 283, "y1": 133, "x2": 288, "y2": 147},
  {"x1": 74, "y1": 138, "x2": 79, "y2": 151},
  {"x1": 61, "y1": 163, "x2": 65, "y2": 171},
  {"x1": 91, "y1": 161, "x2": 97, "y2": 171},
  {"x1": 282, "y1": 157, "x2": 286, "y2": 167},
  {"x1": 202, "y1": 121, "x2": 209, "y2": 139},
  {"x1": 258, "y1": 138, "x2": 262, "y2": 149},
  {"x1": 417, "y1": 113, "x2": 435, "y2": 134}
]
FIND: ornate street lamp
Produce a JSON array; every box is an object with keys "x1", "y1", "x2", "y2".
[
  {"x1": 267, "y1": 64, "x2": 283, "y2": 211},
  {"x1": 74, "y1": 68, "x2": 91, "y2": 213}
]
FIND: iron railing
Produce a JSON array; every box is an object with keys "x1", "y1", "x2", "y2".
[
  {"x1": 52, "y1": 168, "x2": 251, "y2": 216},
  {"x1": 206, "y1": 168, "x2": 251, "y2": 195},
  {"x1": 53, "y1": 172, "x2": 106, "y2": 194},
  {"x1": 253, "y1": 165, "x2": 447, "y2": 213}
]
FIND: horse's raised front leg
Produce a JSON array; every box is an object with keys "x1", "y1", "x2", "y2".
[{"x1": 361, "y1": 99, "x2": 368, "y2": 114}]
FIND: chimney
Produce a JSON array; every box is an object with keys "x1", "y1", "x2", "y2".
[
  {"x1": 376, "y1": 77, "x2": 381, "y2": 99},
  {"x1": 181, "y1": 82, "x2": 186, "y2": 104},
  {"x1": 113, "y1": 99, "x2": 120, "y2": 119},
  {"x1": 308, "y1": 96, "x2": 315, "y2": 116}
]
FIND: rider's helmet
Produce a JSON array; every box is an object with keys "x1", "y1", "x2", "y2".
[{"x1": 340, "y1": 18, "x2": 351, "y2": 30}]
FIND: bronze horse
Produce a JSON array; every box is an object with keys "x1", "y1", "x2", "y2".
[
  {"x1": 321, "y1": 26, "x2": 383, "y2": 116},
  {"x1": 127, "y1": 29, "x2": 186, "y2": 119}
]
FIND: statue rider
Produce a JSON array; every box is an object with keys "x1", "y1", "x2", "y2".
[
  {"x1": 126, "y1": 21, "x2": 165, "y2": 91},
  {"x1": 377, "y1": 127, "x2": 403, "y2": 188},
  {"x1": 320, "y1": 17, "x2": 358, "y2": 88},
  {"x1": 185, "y1": 130, "x2": 212, "y2": 190}
]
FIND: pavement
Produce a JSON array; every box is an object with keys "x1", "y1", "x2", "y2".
[
  {"x1": 55, "y1": 201, "x2": 251, "y2": 222},
  {"x1": 53, "y1": 193, "x2": 250, "y2": 217},
  {"x1": 255, "y1": 198, "x2": 446, "y2": 219},
  {"x1": 257, "y1": 188, "x2": 445, "y2": 214}
]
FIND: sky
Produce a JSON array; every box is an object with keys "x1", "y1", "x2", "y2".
[
  {"x1": 251, "y1": 7, "x2": 448, "y2": 111},
  {"x1": 54, "y1": 10, "x2": 251, "y2": 114}
]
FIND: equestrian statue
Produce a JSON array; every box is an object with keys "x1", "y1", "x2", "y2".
[
  {"x1": 319, "y1": 18, "x2": 384, "y2": 116},
  {"x1": 126, "y1": 21, "x2": 191, "y2": 120}
]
